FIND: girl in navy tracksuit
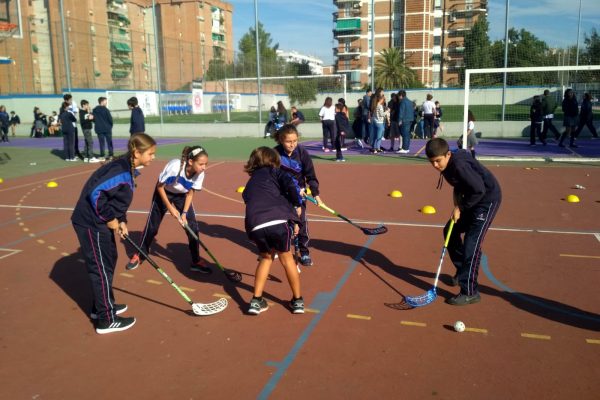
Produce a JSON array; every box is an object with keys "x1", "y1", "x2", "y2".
[
  {"x1": 125, "y1": 146, "x2": 210, "y2": 273},
  {"x1": 71, "y1": 133, "x2": 157, "y2": 334},
  {"x1": 425, "y1": 138, "x2": 502, "y2": 306},
  {"x1": 59, "y1": 102, "x2": 77, "y2": 161},
  {"x1": 273, "y1": 124, "x2": 322, "y2": 266},
  {"x1": 243, "y1": 146, "x2": 304, "y2": 315}
]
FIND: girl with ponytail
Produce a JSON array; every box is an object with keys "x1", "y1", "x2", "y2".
[{"x1": 126, "y1": 145, "x2": 211, "y2": 274}]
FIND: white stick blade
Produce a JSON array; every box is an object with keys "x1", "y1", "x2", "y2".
[{"x1": 192, "y1": 298, "x2": 228, "y2": 316}]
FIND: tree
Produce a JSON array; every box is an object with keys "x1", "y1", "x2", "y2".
[
  {"x1": 374, "y1": 48, "x2": 419, "y2": 89},
  {"x1": 583, "y1": 28, "x2": 600, "y2": 66},
  {"x1": 237, "y1": 22, "x2": 281, "y2": 77},
  {"x1": 285, "y1": 79, "x2": 317, "y2": 105},
  {"x1": 462, "y1": 15, "x2": 493, "y2": 86}
]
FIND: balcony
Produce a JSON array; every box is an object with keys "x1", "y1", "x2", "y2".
[
  {"x1": 447, "y1": 45, "x2": 465, "y2": 54},
  {"x1": 333, "y1": 0, "x2": 361, "y2": 5},
  {"x1": 332, "y1": 8, "x2": 361, "y2": 21},
  {"x1": 334, "y1": 47, "x2": 361, "y2": 58},
  {"x1": 333, "y1": 18, "x2": 361, "y2": 38}
]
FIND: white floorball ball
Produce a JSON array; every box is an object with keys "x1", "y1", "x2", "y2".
[{"x1": 454, "y1": 321, "x2": 466, "y2": 332}]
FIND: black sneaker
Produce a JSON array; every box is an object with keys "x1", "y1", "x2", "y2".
[
  {"x1": 96, "y1": 316, "x2": 136, "y2": 334},
  {"x1": 126, "y1": 254, "x2": 140, "y2": 270},
  {"x1": 90, "y1": 304, "x2": 128, "y2": 320},
  {"x1": 445, "y1": 293, "x2": 481, "y2": 306},
  {"x1": 190, "y1": 259, "x2": 212, "y2": 274},
  {"x1": 290, "y1": 297, "x2": 305, "y2": 314},
  {"x1": 248, "y1": 297, "x2": 269, "y2": 315},
  {"x1": 300, "y1": 255, "x2": 313, "y2": 267}
]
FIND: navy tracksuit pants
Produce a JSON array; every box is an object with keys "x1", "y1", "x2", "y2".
[
  {"x1": 73, "y1": 223, "x2": 119, "y2": 322},
  {"x1": 297, "y1": 202, "x2": 311, "y2": 257},
  {"x1": 137, "y1": 190, "x2": 201, "y2": 264},
  {"x1": 443, "y1": 200, "x2": 501, "y2": 296}
]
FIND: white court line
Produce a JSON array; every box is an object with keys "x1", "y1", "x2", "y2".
[
  {"x1": 0, "y1": 248, "x2": 23, "y2": 260},
  {"x1": 1, "y1": 204, "x2": 599, "y2": 237}
]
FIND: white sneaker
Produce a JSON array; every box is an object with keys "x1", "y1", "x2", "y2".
[
  {"x1": 98, "y1": 157, "x2": 106, "y2": 161},
  {"x1": 397, "y1": 149, "x2": 410, "y2": 154},
  {"x1": 88, "y1": 157, "x2": 101, "y2": 163},
  {"x1": 83, "y1": 158, "x2": 89, "y2": 162}
]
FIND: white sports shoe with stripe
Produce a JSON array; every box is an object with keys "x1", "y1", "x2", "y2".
[{"x1": 96, "y1": 316, "x2": 136, "y2": 334}]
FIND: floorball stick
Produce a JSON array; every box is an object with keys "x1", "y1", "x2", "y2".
[
  {"x1": 404, "y1": 219, "x2": 455, "y2": 308},
  {"x1": 182, "y1": 223, "x2": 243, "y2": 283},
  {"x1": 123, "y1": 235, "x2": 228, "y2": 315},
  {"x1": 304, "y1": 195, "x2": 388, "y2": 235}
]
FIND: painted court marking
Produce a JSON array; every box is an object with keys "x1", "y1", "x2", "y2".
[
  {"x1": 400, "y1": 321, "x2": 427, "y2": 327},
  {"x1": 586, "y1": 339, "x2": 600, "y2": 345},
  {"x1": 465, "y1": 327, "x2": 488, "y2": 334},
  {"x1": 0, "y1": 248, "x2": 22, "y2": 260},
  {"x1": 559, "y1": 254, "x2": 600, "y2": 259},
  {"x1": 347, "y1": 314, "x2": 371, "y2": 320},
  {"x1": 521, "y1": 333, "x2": 551, "y2": 341}
]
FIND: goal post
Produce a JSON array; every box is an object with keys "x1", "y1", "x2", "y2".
[
  {"x1": 223, "y1": 74, "x2": 347, "y2": 123},
  {"x1": 463, "y1": 65, "x2": 600, "y2": 147}
]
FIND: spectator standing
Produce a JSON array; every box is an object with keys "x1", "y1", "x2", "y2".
[
  {"x1": 529, "y1": 95, "x2": 545, "y2": 146},
  {"x1": 128, "y1": 97, "x2": 145, "y2": 135},
  {"x1": 574, "y1": 92, "x2": 598, "y2": 139},
  {"x1": 421, "y1": 94, "x2": 436, "y2": 139},
  {"x1": 93, "y1": 97, "x2": 114, "y2": 161},
  {"x1": 370, "y1": 94, "x2": 386, "y2": 154},
  {"x1": 397, "y1": 90, "x2": 414, "y2": 154},
  {"x1": 388, "y1": 93, "x2": 401, "y2": 151},
  {"x1": 0, "y1": 106, "x2": 9, "y2": 142},
  {"x1": 541, "y1": 89, "x2": 560, "y2": 140},
  {"x1": 434, "y1": 101, "x2": 443, "y2": 137},
  {"x1": 352, "y1": 99, "x2": 364, "y2": 148},
  {"x1": 318, "y1": 97, "x2": 336, "y2": 152},
  {"x1": 79, "y1": 100, "x2": 100, "y2": 163},
  {"x1": 361, "y1": 89, "x2": 372, "y2": 144},
  {"x1": 458, "y1": 110, "x2": 478, "y2": 158},
  {"x1": 558, "y1": 89, "x2": 579, "y2": 148},
  {"x1": 59, "y1": 102, "x2": 77, "y2": 161},
  {"x1": 63, "y1": 94, "x2": 83, "y2": 159},
  {"x1": 9, "y1": 111, "x2": 20, "y2": 137}
]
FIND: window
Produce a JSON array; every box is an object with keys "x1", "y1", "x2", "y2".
[{"x1": 434, "y1": 17, "x2": 442, "y2": 28}]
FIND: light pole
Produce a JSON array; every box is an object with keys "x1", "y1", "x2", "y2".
[
  {"x1": 500, "y1": 0, "x2": 509, "y2": 122},
  {"x1": 254, "y1": 0, "x2": 262, "y2": 126},
  {"x1": 370, "y1": 0, "x2": 375, "y2": 91},
  {"x1": 575, "y1": 0, "x2": 582, "y2": 66},
  {"x1": 59, "y1": 0, "x2": 71, "y2": 92},
  {"x1": 151, "y1": 0, "x2": 164, "y2": 127}
]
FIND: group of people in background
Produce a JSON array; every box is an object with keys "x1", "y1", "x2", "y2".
[
  {"x1": 530, "y1": 89, "x2": 598, "y2": 147},
  {"x1": 0, "y1": 107, "x2": 20, "y2": 142}
]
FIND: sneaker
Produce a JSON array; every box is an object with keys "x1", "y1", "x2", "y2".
[
  {"x1": 323, "y1": 148, "x2": 331, "y2": 153},
  {"x1": 341, "y1": 147, "x2": 347, "y2": 151},
  {"x1": 248, "y1": 297, "x2": 269, "y2": 315},
  {"x1": 290, "y1": 297, "x2": 305, "y2": 314},
  {"x1": 90, "y1": 304, "x2": 128, "y2": 320},
  {"x1": 83, "y1": 158, "x2": 89, "y2": 162},
  {"x1": 335, "y1": 158, "x2": 346, "y2": 162},
  {"x1": 300, "y1": 255, "x2": 313, "y2": 266},
  {"x1": 397, "y1": 149, "x2": 410, "y2": 154},
  {"x1": 88, "y1": 157, "x2": 101, "y2": 163},
  {"x1": 98, "y1": 156, "x2": 106, "y2": 161},
  {"x1": 190, "y1": 259, "x2": 212, "y2": 274},
  {"x1": 357, "y1": 139, "x2": 364, "y2": 148},
  {"x1": 126, "y1": 254, "x2": 140, "y2": 271},
  {"x1": 445, "y1": 293, "x2": 481, "y2": 306},
  {"x1": 96, "y1": 316, "x2": 136, "y2": 334}
]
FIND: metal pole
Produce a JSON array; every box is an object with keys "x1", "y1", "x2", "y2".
[
  {"x1": 59, "y1": 0, "x2": 71, "y2": 92},
  {"x1": 370, "y1": 0, "x2": 375, "y2": 92},
  {"x1": 225, "y1": 79, "x2": 230, "y2": 122},
  {"x1": 575, "y1": 0, "x2": 582, "y2": 66},
  {"x1": 254, "y1": 0, "x2": 262, "y2": 127},
  {"x1": 500, "y1": 0, "x2": 509, "y2": 122},
  {"x1": 152, "y1": 0, "x2": 164, "y2": 128}
]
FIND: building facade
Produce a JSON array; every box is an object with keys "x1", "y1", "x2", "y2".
[
  {"x1": 332, "y1": 0, "x2": 487, "y2": 89},
  {"x1": 0, "y1": 0, "x2": 233, "y2": 94},
  {"x1": 276, "y1": 49, "x2": 324, "y2": 75}
]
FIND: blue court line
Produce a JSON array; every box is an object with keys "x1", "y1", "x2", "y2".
[
  {"x1": 258, "y1": 234, "x2": 378, "y2": 400},
  {"x1": 482, "y1": 254, "x2": 600, "y2": 323}
]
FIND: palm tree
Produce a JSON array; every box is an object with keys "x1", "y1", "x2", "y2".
[{"x1": 374, "y1": 48, "x2": 419, "y2": 90}]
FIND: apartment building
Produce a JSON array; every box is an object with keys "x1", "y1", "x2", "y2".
[
  {"x1": 276, "y1": 49, "x2": 324, "y2": 75},
  {"x1": 333, "y1": 0, "x2": 487, "y2": 89},
  {"x1": 0, "y1": 0, "x2": 233, "y2": 94}
]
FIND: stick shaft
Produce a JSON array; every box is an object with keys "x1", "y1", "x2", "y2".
[
  {"x1": 124, "y1": 235, "x2": 193, "y2": 304},
  {"x1": 305, "y1": 195, "x2": 370, "y2": 231},
  {"x1": 432, "y1": 219, "x2": 455, "y2": 289},
  {"x1": 183, "y1": 223, "x2": 226, "y2": 272}
]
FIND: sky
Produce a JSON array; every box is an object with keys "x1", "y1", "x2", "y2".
[{"x1": 230, "y1": 0, "x2": 600, "y2": 65}]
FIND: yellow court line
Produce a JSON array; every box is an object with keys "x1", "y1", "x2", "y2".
[
  {"x1": 465, "y1": 327, "x2": 488, "y2": 334},
  {"x1": 521, "y1": 333, "x2": 551, "y2": 340},
  {"x1": 61, "y1": 252, "x2": 70, "y2": 257},
  {"x1": 179, "y1": 286, "x2": 195, "y2": 292},
  {"x1": 36, "y1": 239, "x2": 45, "y2": 244},
  {"x1": 559, "y1": 253, "x2": 600, "y2": 259},
  {"x1": 47, "y1": 246, "x2": 56, "y2": 250},
  {"x1": 146, "y1": 279, "x2": 163, "y2": 285},
  {"x1": 28, "y1": 233, "x2": 35, "y2": 237},
  {"x1": 400, "y1": 320, "x2": 427, "y2": 327},
  {"x1": 305, "y1": 308, "x2": 320, "y2": 314},
  {"x1": 213, "y1": 293, "x2": 232, "y2": 299},
  {"x1": 0, "y1": 170, "x2": 93, "y2": 193},
  {"x1": 585, "y1": 339, "x2": 600, "y2": 345},
  {"x1": 347, "y1": 314, "x2": 371, "y2": 320},
  {"x1": 119, "y1": 273, "x2": 135, "y2": 278},
  {"x1": 22, "y1": 228, "x2": 29, "y2": 232}
]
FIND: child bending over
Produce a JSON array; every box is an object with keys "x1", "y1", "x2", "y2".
[{"x1": 243, "y1": 147, "x2": 304, "y2": 315}]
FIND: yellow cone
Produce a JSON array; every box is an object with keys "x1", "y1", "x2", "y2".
[
  {"x1": 566, "y1": 194, "x2": 580, "y2": 203},
  {"x1": 390, "y1": 190, "x2": 403, "y2": 198},
  {"x1": 421, "y1": 205, "x2": 436, "y2": 214},
  {"x1": 0, "y1": 178, "x2": 3, "y2": 183},
  {"x1": 236, "y1": 186, "x2": 245, "y2": 193},
  {"x1": 47, "y1": 181, "x2": 58, "y2": 188},
  {"x1": 306, "y1": 187, "x2": 312, "y2": 195}
]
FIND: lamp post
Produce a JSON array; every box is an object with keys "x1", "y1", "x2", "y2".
[
  {"x1": 254, "y1": 0, "x2": 262, "y2": 127},
  {"x1": 500, "y1": 0, "x2": 509, "y2": 122},
  {"x1": 59, "y1": 0, "x2": 71, "y2": 92},
  {"x1": 151, "y1": 0, "x2": 164, "y2": 127},
  {"x1": 575, "y1": 0, "x2": 582, "y2": 66},
  {"x1": 370, "y1": 0, "x2": 375, "y2": 91}
]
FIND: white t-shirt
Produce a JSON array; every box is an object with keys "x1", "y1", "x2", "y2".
[
  {"x1": 318, "y1": 105, "x2": 336, "y2": 121},
  {"x1": 468, "y1": 121, "x2": 475, "y2": 132},
  {"x1": 422, "y1": 100, "x2": 436, "y2": 115},
  {"x1": 159, "y1": 159, "x2": 205, "y2": 194}
]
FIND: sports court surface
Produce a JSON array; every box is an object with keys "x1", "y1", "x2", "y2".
[{"x1": 0, "y1": 137, "x2": 599, "y2": 399}]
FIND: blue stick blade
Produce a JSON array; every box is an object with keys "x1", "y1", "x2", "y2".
[{"x1": 404, "y1": 290, "x2": 437, "y2": 308}]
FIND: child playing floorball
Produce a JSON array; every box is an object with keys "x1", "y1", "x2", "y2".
[
  {"x1": 126, "y1": 146, "x2": 211, "y2": 273},
  {"x1": 243, "y1": 147, "x2": 304, "y2": 315},
  {"x1": 71, "y1": 133, "x2": 157, "y2": 334},
  {"x1": 273, "y1": 124, "x2": 323, "y2": 266},
  {"x1": 425, "y1": 138, "x2": 502, "y2": 306}
]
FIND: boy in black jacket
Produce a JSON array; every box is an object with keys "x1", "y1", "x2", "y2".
[
  {"x1": 425, "y1": 138, "x2": 502, "y2": 306},
  {"x1": 243, "y1": 146, "x2": 304, "y2": 315},
  {"x1": 93, "y1": 97, "x2": 114, "y2": 161},
  {"x1": 127, "y1": 96, "x2": 145, "y2": 135}
]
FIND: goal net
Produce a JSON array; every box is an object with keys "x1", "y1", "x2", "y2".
[{"x1": 461, "y1": 65, "x2": 600, "y2": 156}]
